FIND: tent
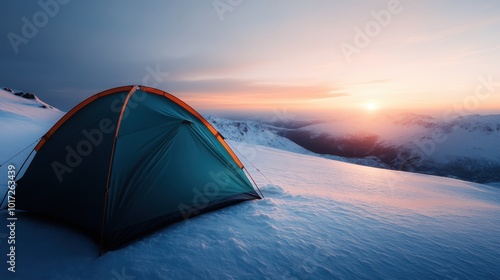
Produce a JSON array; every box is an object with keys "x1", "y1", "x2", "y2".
[{"x1": 15, "y1": 85, "x2": 262, "y2": 254}]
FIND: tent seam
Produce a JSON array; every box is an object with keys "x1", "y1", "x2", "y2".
[{"x1": 98, "y1": 85, "x2": 137, "y2": 255}]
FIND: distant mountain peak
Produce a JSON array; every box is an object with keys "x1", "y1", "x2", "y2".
[{"x1": 1, "y1": 87, "x2": 59, "y2": 110}]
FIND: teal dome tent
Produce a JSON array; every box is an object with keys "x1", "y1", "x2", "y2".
[{"x1": 15, "y1": 85, "x2": 261, "y2": 254}]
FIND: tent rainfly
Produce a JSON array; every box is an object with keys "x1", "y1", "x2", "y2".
[{"x1": 14, "y1": 85, "x2": 261, "y2": 254}]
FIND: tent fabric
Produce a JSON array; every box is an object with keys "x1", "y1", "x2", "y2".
[{"x1": 15, "y1": 85, "x2": 261, "y2": 254}]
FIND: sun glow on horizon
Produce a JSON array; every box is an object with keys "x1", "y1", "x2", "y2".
[{"x1": 363, "y1": 102, "x2": 379, "y2": 112}]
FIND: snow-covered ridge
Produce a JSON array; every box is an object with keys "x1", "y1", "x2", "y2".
[
  {"x1": 276, "y1": 112, "x2": 500, "y2": 183},
  {"x1": 206, "y1": 115, "x2": 391, "y2": 169},
  {"x1": 206, "y1": 115, "x2": 312, "y2": 155},
  {"x1": 206, "y1": 113, "x2": 500, "y2": 183},
  {"x1": 1, "y1": 87, "x2": 59, "y2": 111}
]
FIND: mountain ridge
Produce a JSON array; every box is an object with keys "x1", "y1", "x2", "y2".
[{"x1": 209, "y1": 113, "x2": 500, "y2": 184}]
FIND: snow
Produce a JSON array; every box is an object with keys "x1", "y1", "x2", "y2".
[
  {"x1": 286, "y1": 112, "x2": 500, "y2": 183},
  {"x1": 1, "y1": 90, "x2": 500, "y2": 279},
  {"x1": 297, "y1": 112, "x2": 500, "y2": 163},
  {"x1": 207, "y1": 116, "x2": 391, "y2": 169},
  {"x1": 0, "y1": 88, "x2": 64, "y2": 167},
  {"x1": 206, "y1": 115, "x2": 313, "y2": 155}
]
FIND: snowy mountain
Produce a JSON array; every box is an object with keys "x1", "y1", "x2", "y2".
[
  {"x1": 274, "y1": 113, "x2": 500, "y2": 184},
  {"x1": 0, "y1": 89, "x2": 499, "y2": 279},
  {"x1": 206, "y1": 116, "x2": 391, "y2": 169},
  {"x1": 206, "y1": 115, "x2": 313, "y2": 155}
]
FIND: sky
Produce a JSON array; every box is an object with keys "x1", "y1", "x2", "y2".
[{"x1": 1, "y1": 0, "x2": 500, "y2": 117}]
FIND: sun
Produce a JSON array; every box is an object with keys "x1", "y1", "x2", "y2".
[{"x1": 364, "y1": 102, "x2": 379, "y2": 112}]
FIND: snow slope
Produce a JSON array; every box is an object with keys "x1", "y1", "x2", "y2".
[
  {"x1": 0, "y1": 88, "x2": 64, "y2": 166},
  {"x1": 0, "y1": 91, "x2": 499, "y2": 279}
]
